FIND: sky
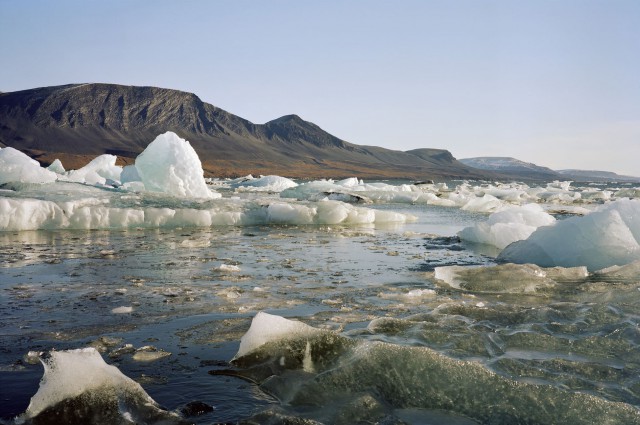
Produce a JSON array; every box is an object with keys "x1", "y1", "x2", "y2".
[{"x1": 1, "y1": 0, "x2": 639, "y2": 175}]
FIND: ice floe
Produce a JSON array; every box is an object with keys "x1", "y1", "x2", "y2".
[
  {"x1": 46, "y1": 158, "x2": 66, "y2": 174},
  {"x1": 499, "y1": 199, "x2": 640, "y2": 271},
  {"x1": 0, "y1": 147, "x2": 57, "y2": 184},
  {"x1": 231, "y1": 175, "x2": 298, "y2": 192},
  {"x1": 233, "y1": 311, "x2": 322, "y2": 359},
  {"x1": 17, "y1": 348, "x2": 182, "y2": 424},
  {"x1": 62, "y1": 154, "x2": 122, "y2": 186},
  {"x1": 458, "y1": 204, "x2": 556, "y2": 249},
  {"x1": 134, "y1": 131, "x2": 217, "y2": 199}
]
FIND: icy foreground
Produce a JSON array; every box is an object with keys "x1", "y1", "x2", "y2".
[
  {"x1": 18, "y1": 348, "x2": 183, "y2": 424},
  {"x1": 230, "y1": 312, "x2": 640, "y2": 425}
]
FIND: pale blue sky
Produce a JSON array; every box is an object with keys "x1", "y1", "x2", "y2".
[{"x1": 1, "y1": 0, "x2": 638, "y2": 175}]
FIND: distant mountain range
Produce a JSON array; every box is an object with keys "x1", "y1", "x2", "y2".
[
  {"x1": 459, "y1": 157, "x2": 559, "y2": 180},
  {"x1": 556, "y1": 169, "x2": 640, "y2": 182},
  {"x1": 461, "y1": 157, "x2": 639, "y2": 182},
  {"x1": 0, "y1": 83, "x2": 495, "y2": 180}
]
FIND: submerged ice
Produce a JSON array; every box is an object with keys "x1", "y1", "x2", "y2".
[{"x1": 228, "y1": 312, "x2": 640, "y2": 425}]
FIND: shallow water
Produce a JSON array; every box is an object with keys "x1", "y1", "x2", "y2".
[{"x1": 1, "y1": 194, "x2": 640, "y2": 423}]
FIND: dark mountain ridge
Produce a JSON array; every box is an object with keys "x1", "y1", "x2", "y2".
[{"x1": 0, "y1": 83, "x2": 495, "y2": 179}]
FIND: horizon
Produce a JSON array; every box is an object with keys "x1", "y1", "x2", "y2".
[{"x1": 1, "y1": 0, "x2": 638, "y2": 176}]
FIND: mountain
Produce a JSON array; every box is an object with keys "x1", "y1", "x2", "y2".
[
  {"x1": 556, "y1": 169, "x2": 640, "y2": 182},
  {"x1": 459, "y1": 157, "x2": 561, "y2": 180},
  {"x1": 460, "y1": 156, "x2": 640, "y2": 183},
  {"x1": 0, "y1": 83, "x2": 493, "y2": 180}
]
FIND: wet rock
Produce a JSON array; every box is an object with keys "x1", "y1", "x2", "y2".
[{"x1": 179, "y1": 400, "x2": 215, "y2": 417}]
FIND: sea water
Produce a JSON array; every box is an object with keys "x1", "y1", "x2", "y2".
[{"x1": 2, "y1": 184, "x2": 640, "y2": 424}]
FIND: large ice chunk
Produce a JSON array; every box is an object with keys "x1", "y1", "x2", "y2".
[
  {"x1": 233, "y1": 175, "x2": 298, "y2": 192},
  {"x1": 234, "y1": 311, "x2": 321, "y2": 359},
  {"x1": 19, "y1": 347, "x2": 180, "y2": 423},
  {"x1": 0, "y1": 147, "x2": 57, "y2": 184},
  {"x1": 499, "y1": 199, "x2": 640, "y2": 271},
  {"x1": 135, "y1": 131, "x2": 215, "y2": 199},
  {"x1": 63, "y1": 154, "x2": 122, "y2": 185},
  {"x1": 458, "y1": 204, "x2": 556, "y2": 249}
]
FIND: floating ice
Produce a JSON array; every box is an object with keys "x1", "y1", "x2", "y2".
[
  {"x1": 46, "y1": 159, "x2": 66, "y2": 174},
  {"x1": 0, "y1": 185, "x2": 413, "y2": 231},
  {"x1": 134, "y1": 131, "x2": 216, "y2": 199},
  {"x1": 111, "y1": 306, "x2": 133, "y2": 314},
  {"x1": 458, "y1": 204, "x2": 556, "y2": 249},
  {"x1": 233, "y1": 311, "x2": 322, "y2": 359},
  {"x1": 132, "y1": 346, "x2": 172, "y2": 362},
  {"x1": 378, "y1": 288, "x2": 437, "y2": 302},
  {"x1": 615, "y1": 187, "x2": 640, "y2": 198},
  {"x1": 499, "y1": 199, "x2": 640, "y2": 271},
  {"x1": 279, "y1": 178, "x2": 638, "y2": 209},
  {"x1": 0, "y1": 147, "x2": 57, "y2": 184},
  {"x1": 216, "y1": 264, "x2": 241, "y2": 272},
  {"x1": 281, "y1": 178, "x2": 454, "y2": 205},
  {"x1": 434, "y1": 263, "x2": 588, "y2": 293},
  {"x1": 18, "y1": 347, "x2": 181, "y2": 423},
  {"x1": 460, "y1": 194, "x2": 504, "y2": 213},
  {"x1": 548, "y1": 180, "x2": 572, "y2": 191},
  {"x1": 233, "y1": 175, "x2": 298, "y2": 192},
  {"x1": 63, "y1": 154, "x2": 122, "y2": 186}
]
